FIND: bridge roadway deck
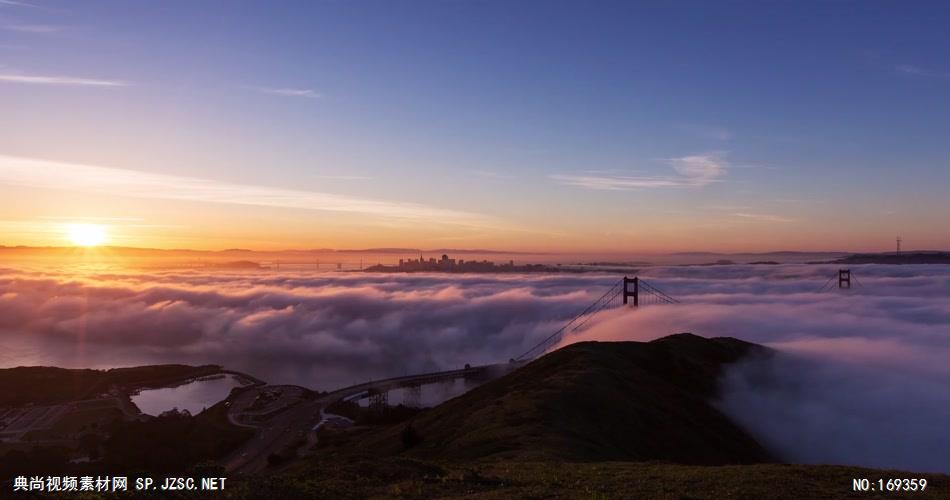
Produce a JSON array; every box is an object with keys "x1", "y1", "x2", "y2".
[{"x1": 322, "y1": 362, "x2": 515, "y2": 402}]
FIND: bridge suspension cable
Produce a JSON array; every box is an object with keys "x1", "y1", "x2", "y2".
[
  {"x1": 815, "y1": 275, "x2": 837, "y2": 293},
  {"x1": 639, "y1": 279, "x2": 680, "y2": 304},
  {"x1": 514, "y1": 280, "x2": 623, "y2": 361},
  {"x1": 515, "y1": 276, "x2": 679, "y2": 361},
  {"x1": 851, "y1": 273, "x2": 865, "y2": 288}
]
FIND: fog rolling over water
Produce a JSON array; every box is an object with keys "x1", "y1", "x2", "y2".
[
  {"x1": 0, "y1": 267, "x2": 619, "y2": 388},
  {"x1": 568, "y1": 263, "x2": 950, "y2": 472},
  {"x1": 716, "y1": 352, "x2": 950, "y2": 473},
  {"x1": 2, "y1": 263, "x2": 950, "y2": 471}
]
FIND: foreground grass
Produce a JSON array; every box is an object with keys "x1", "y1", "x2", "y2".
[
  {"x1": 19, "y1": 457, "x2": 950, "y2": 499},
  {"x1": 210, "y1": 458, "x2": 950, "y2": 499}
]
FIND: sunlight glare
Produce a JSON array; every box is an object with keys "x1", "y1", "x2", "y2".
[{"x1": 67, "y1": 223, "x2": 108, "y2": 247}]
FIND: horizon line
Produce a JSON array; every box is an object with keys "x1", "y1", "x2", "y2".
[{"x1": 0, "y1": 244, "x2": 933, "y2": 256}]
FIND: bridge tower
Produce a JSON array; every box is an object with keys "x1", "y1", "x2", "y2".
[
  {"x1": 838, "y1": 269, "x2": 851, "y2": 289},
  {"x1": 622, "y1": 276, "x2": 639, "y2": 307},
  {"x1": 368, "y1": 388, "x2": 388, "y2": 412}
]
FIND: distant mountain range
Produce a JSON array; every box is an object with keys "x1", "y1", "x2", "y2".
[
  {"x1": 670, "y1": 251, "x2": 846, "y2": 256},
  {"x1": 833, "y1": 251, "x2": 950, "y2": 265}
]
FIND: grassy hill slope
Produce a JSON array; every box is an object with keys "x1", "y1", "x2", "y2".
[{"x1": 355, "y1": 333, "x2": 774, "y2": 464}]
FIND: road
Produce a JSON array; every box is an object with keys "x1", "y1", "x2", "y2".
[
  {"x1": 223, "y1": 395, "x2": 322, "y2": 473},
  {"x1": 222, "y1": 362, "x2": 519, "y2": 474}
]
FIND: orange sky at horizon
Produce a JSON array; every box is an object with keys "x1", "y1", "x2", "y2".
[{"x1": 0, "y1": 155, "x2": 938, "y2": 255}]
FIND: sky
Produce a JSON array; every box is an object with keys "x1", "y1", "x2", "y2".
[{"x1": 2, "y1": 1, "x2": 949, "y2": 253}]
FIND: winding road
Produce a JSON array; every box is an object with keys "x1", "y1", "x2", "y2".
[{"x1": 222, "y1": 363, "x2": 517, "y2": 474}]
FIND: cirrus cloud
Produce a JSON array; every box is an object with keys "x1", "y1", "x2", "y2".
[
  {"x1": 256, "y1": 87, "x2": 321, "y2": 98},
  {"x1": 0, "y1": 155, "x2": 500, "y2": 230},
  {"x1": 0, "y1": 72, "x2": 125, "y2": 86},
  {"x1": 550, "y1": 152, "x2": 728, "y2": 191}
]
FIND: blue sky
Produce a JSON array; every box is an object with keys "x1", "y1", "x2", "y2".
[{"x1": 1, "y1": 1, "x2": 949, "y2": 252}]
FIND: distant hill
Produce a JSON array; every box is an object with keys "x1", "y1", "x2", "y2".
[
  {"x1": 0, "y1": 364, "x2": 222, "y2": 405},
  {"x1": 670, "y1": 251, "x2": 844, "y2": 257},
  {"x1": 212, "y1": 260, "x2": 262, "y2": 269},
  {"x1": 834, "y1": 251, "x2": 950, "y2": 265},
  {"x1": 354, "y1": 333, "x2": 774, "y2": 465}
]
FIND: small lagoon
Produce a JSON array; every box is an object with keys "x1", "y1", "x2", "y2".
[{"x1": 132, "y1": 374, "x2": 245, "y2": 416}]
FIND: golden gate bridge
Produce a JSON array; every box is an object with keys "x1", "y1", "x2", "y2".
[
  {"x1": 320, "y1": 268, "x2": 865, "y2": 409},
  {"x1": 514, "y1": 275, "x2": 679, "y2": 361}
]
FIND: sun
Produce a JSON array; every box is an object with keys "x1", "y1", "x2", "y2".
[{"x1": 67, "y1": 223, "x2": 108, "y2": 247}]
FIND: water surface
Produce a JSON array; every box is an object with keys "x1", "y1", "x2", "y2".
[{"x1": 132, "y1": 374, "x2": 245, "y2": 416}]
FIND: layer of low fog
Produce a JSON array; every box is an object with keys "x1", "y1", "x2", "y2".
[
  {"x1": 567, "y1": 263, "x2": 950, "y2": 473},
  {"x1": 0, "y1": 268, "x2": 619, "y2": 388},
  {"x1": 2, "y1": 263, "x2": 950, "y2": 471}
]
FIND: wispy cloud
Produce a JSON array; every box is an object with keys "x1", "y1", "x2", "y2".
[
  {"x1": 731, "y1": 212, "x2": 795, "y2": 223},
  {"x1": 700, "y1": 205, "x2": 794, "y2": 223},
  {"x1": 895, "y1": 64, "x2": 950, "y2": 78},
  {"x1": 3, "y1": 23, "x2": 61, "y2": 33},
  {"x1": 551, "y1": 153, "x2": 728, "y2": 191},
  {"x1": 0, "y1": 73, "x2": 126, "y2": 87},
  {"x1": 772, "y1": 198, "x2": 823, "y2": 204},
  {"x1": 702, "y1": 204, "x2": 753, "y2": 211},
  {"x1": 38, "y1": 215, "x2": 147, "y2": 222},
  {"x1": 312, "y1": 175, "x2": 373, "y2": 181},
  {"x1": 669, "y1": 153, "x2": 726, "y2": 183},
  {"x1": 550, "y1": 173, "x2": 682, "y2": 190},
  {"x1": 0, "y1": 155, "x2": 496, "y2": 229},
  {"x1": 256, "y1": 87, "x2": 321, "y2": 98},
  {"x1": 0, "y1": 0, "x2": 41, "y2": 7}
]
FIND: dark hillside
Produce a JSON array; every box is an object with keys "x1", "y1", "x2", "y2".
[
  {"x1": 0, "y1": 364, "x2": 222, "y2": 405},
  {"x1": 834, "y1": 251, "x2": 950, "y2": 264},
  {"x1": 356, "y1": 333, "x2": 774, "y2": 464}
]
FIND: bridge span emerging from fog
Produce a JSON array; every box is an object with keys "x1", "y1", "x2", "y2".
[
  {"x1": 321, "y1": 362, "x2": 514, "y2": 409},
  {"x1": 317, "y1": 267, "x2": 860, "y2": 403},
  {"x1": 224, "y1": 269, "x2": 874, "y2": 473},
  {"x1": 224, "y1": 275, "x2": 678, "y2": 473},
  {"x1": 318, "y1": 275, "x2": 682, "y2": 404}
]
